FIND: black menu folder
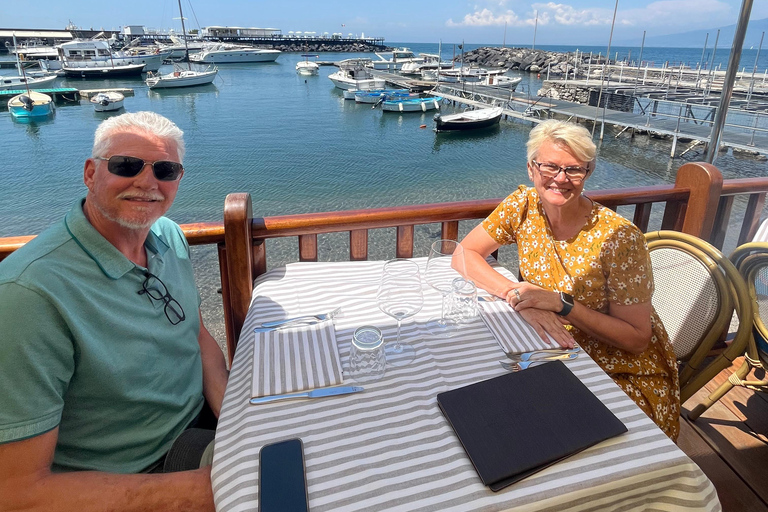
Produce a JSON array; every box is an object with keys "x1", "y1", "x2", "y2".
[{"x1": 437, "y1": 360, "x2": 627, "y2": 491}]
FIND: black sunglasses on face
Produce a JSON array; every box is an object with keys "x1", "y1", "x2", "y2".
[
  {"x1": 138, "y1": 271, "x2": 186, "y2": 325},
  {"x1": 94, "y1": 155, "x2": 184, "y2": 181}
]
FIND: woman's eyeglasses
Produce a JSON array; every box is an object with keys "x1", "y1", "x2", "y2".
[
  {"x1": 138, "y1": 271, "x2": 186, "y2": 325},
  {"x1": 532, "y1": 160, "x2": 589, "y2": 182},
  {"x1": 94, "y1": 155, "x2": 184, "y2": 181}
]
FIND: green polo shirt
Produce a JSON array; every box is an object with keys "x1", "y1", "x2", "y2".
[{"x1": 0, "y1": 200, "x2": 204, "y2": 473}]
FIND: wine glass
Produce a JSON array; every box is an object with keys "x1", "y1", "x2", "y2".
[
  {"x1": 377, "y1": 259, "x2": 423, "y2": 367},
  {"x1": 425, "y1": 239, "x2": 466, "y2": 336}
]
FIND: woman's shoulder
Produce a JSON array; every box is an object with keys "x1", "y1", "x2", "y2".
[{"x1": 499, "y1": 185, "x2": 537, "y2": 208}]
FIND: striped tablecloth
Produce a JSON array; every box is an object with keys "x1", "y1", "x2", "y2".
[{"x1": 211, "y1": 258, "x2": 720, "y2": 512}]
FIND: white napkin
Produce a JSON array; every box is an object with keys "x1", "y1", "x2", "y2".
[
  {"x1": 252, "y1": 320, "x2": 343, "y2": 398},
  {"x1": 479, "y1": 300, "x2": 570, "y2": 354}
]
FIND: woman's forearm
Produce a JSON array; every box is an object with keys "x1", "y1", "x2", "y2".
[
  {"x1": 566, "y1": 302, "x2": 652, "y2": 354},
  {"x1": 462, "y1": 249, "x2": 517, "y2": 298}
]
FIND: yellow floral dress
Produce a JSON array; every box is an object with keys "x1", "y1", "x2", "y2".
[{"x1": 482, "y1": 186, "x2": 680, "y2": 441}]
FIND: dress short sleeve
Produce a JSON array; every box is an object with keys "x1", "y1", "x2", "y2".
[
  {"x1": 0, "y1": 283, "x2": 73, "y2": 443},
  {"x1": 601, "y1": 222, "x2": 654, "y2": 305},
  {"x1": 482, "y1": 185, "x2": 531, "y2": 246}
]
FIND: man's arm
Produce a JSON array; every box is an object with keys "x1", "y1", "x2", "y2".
[
  {"x1": 0, "y1": 428, "x2": 215, "y2": 512},
  {"x1": 197, "y1": 311, "x2": 229, "y2": 418}
]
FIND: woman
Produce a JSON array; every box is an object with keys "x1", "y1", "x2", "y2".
[{"x1": 460, "y1": 119, "x2": 680, "y2": 440}]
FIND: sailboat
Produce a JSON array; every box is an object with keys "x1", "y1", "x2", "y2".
[
  {"x1": 7, "y1": 59, "x2": 55, "y2": 120},
  {"x1": 144, "y1": 0, "x2": 218, "y2": 89},
  {"x1": 1, "y1": 34, "x2": 57, "y2": 92}
]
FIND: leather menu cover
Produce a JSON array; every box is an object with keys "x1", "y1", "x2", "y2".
[{"x1": 437, "y1": 361, "x2": 628, "y2": 491}]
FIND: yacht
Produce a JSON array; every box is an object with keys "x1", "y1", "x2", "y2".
[
  {"x1": 328, "y1": 59, "x2": 385, "y2": 90},
  {"x1": 58, "y1": 39, "x2": 168, "y2": 72},
  {"x1": 370, "y1": 47, "x2": 417, "y2": 71},
  {"x1": 400, "y1": 53, "x2": 452, "y2": 75},
  {"x1": 189, "y1": 43, "x2": 281, "y2": 63}
]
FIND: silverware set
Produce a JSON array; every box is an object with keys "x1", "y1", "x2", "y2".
[
  {"x1": 254, "y1": 307, "x2": 343, "y2": 332},
  {"x1": 499, "y1": 348, "x2": 581, "y2": 372}
]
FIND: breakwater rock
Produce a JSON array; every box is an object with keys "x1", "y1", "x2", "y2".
[{"x1": 459, "y1": 47, "x2": 611, "y2": 74}]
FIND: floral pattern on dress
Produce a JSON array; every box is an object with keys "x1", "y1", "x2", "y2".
[{"x1": 482, "y1": 185, "x2": 680, "y2": 441}]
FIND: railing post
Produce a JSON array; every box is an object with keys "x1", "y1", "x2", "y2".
[
  {"x1": 670, "y1": 162, "x2": 723, "y2": 240},
  {"x1": 223, "y1": 192, "x2": 254, "y2": 365}
]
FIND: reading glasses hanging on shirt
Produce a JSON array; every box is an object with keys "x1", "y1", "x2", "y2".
[{"x1": 138, "y1": 271, "x2": 186, "y2": 325}]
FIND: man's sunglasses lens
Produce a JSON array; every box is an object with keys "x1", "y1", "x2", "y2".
[{"x1": 107, "y1": 156, "x2": 183, "y2": 181}]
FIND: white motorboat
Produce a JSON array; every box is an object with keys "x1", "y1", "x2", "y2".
[
  {"x1": 369, "y1": 47, "x2": 417, "y2": 70},
  {"x1": 90, "y1": 91, "x2": 124, "y2": 112},
  {"x1": 8, "y1": 90, "x2": 55, "y2": 119},
  {"x1": 400, "y1": 53, "x2": 452, "y2": 75},
  {"x1": 144, "y1": 0, "x2": 218, "y2": 89},
  {"x1": 156, "y1": 35, "x2": 205, "y2": 60},
  {"x1": 189, "y1": 43, "x2": 281, "y2": 63},
  {"x1": 328, "y1": 59, "x2": 385, "y2": 91},
  {"x1": 0, "y1": 74, "x2": 57, "y2": 91},
  {"x1": 58, "y1": 39, "x2": 168, "y2": 73},
  {"x1": 296, "y1": 54, "x2": 319, "y2": 75},
  {"x1": 479, "y1": 73, "x2": 522, "y2": 90}
]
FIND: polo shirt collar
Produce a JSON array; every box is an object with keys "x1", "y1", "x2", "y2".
[{"x1": 64, "y1": 199, "x2": 171, "y2": 279}]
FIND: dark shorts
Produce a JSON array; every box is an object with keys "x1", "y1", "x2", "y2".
[{"x1": 145, "y1": 401, "x2": 218, "y2": 473}]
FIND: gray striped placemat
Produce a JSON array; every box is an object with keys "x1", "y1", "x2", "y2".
[
  {"x1": 479, "y1": 299, "x2": 567, "y2": 354},
  {"x1": 252, "y1": 321, "x2": 343, "y2": 398}
]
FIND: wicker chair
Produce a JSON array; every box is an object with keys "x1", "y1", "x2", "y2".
[
  {"x1": 687, "y1": 242, "x2": 768, "y2": 420},
  {"x1": 645, "y1": 231, "x2": 753, "y2": 409}
]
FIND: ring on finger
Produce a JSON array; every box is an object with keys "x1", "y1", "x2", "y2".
[{"x1": 513, "y1": 289, "x2": 521, "y2": 300}]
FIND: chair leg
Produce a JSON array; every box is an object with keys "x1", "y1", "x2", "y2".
[{"x1": 687, "y1": 359, "x2": 752, "y2": 421}]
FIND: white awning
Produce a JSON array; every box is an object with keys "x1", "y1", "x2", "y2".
[{"x1": 0, "y1": 30, "x2": 73, "y2": 38}]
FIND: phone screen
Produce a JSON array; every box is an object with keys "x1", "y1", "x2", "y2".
[{"x1": 259, "y1": 438, "x2": 309, "y2": 512}]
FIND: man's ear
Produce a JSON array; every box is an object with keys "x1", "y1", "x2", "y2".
[{"x1": 84, "y1": 159, "x2": 96, "y2": 191}]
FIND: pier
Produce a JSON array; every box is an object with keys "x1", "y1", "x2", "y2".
[{"x1": 0, "y1": 87, "x2": 134, "y2": 104}]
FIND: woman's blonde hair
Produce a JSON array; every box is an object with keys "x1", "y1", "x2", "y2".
[{"x1": 526, "y1": 119, "x2": 596, "y2": 168}]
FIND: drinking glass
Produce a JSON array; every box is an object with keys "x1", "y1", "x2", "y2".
[
  {"x1": 348, "y1": 326, "x2": 386, "y2": 383},
  {"x1": 448, "y1": 277, "x2": 478, "y2": 323},
  {"x1": 425, "y1": 239, "x2": 466, "y2": 336},
  {"x1": 377, "y1": 259, "x2": 423, "y2": 366}
]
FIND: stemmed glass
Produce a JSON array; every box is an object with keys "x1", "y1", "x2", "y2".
[
  {"x1": 425, "y1": 239, "x2": 466, "y2": 336},
  {"x1": 377, "y1": 259, "x2": 423, "y2": 367}
]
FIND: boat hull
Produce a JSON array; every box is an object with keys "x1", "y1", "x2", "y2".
[
  {"x1": 62, "y1": 63, "x2": 146, "y2": 78},
  {"x1": 90, "y1": 92, "x2": 125, "y2": 112},
  {"x1": 434, "y1": 107, "x2": 503, "y2": 132},
  {"x1": 382, "y1": 97, "x2": 442, "y2": 112},
  {"x1": 296, "y1": 63, "x2": 319, "y2": 75},
  {"x1": 8, "y1": 91, "x2": 55, "y2": 119},
  {"x1": 146, "y1": 69, "x2": 218, "y2": 89},
  {"x1": 329, "y1": 73, "x2": 386, "y2": 91},
  {"x1": 190, "y1": 50, "x2": 280, "y2": 63},
  {"x1": 0, "y1": 74, "x2": 57, "y2": 91}
]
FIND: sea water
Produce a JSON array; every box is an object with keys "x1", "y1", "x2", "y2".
[{"x1": 1, "y1": 46, "x2": 765, "y2": 343}]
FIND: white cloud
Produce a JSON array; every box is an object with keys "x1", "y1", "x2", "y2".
[
  {"x1": 446, "y1": 8, "x2": 523, "y2": 27},
  {"x1": 617, "y1": 0, "x2": 731, "y2": 26}
]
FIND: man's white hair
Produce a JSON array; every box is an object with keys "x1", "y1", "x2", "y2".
[{"x1": 92, "y1": 111, "x2": 185, "y2": 162}]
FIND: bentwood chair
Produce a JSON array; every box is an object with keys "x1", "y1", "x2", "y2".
[
  {"x1": 645, "y1": 231, "x2": 753, "y2": 409},
  {"x1": 687, "y1": 242, "x2": 768, "y2": 420}
]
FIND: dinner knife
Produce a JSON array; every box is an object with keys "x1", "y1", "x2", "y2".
[{"x1": 249, "y1": 385, "x2": 364, "y2": 405}]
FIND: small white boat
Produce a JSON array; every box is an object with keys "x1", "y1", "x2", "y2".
[
  {"x1": 434, "y1": 106, "x2": 504, "y2": 132},
  {"x1": 146, "y1": 66, "x2": 217, "y2": 89},
  {"x1": 190, "y1": 43, "x2": 281, "y2": 63},
  {"x1": 8, "y1": 90, "x2": 55, "y2": 119},
  {"x1": 400, "y1": 53, "x2": 452, "y2": 75},
  {"x1": 354, "y1": 89, "x2": 413, "y2": 104},
  {"x1": 0, "y1": 73, "x2": 57, "y2": 91},
  {"x1": 480, "y1": 74, "x2": 522, "y2": 90},
  {"x1": 381, "y1": 96, "x2": 442, "y2": 113},
  {"x1": 329, "y1": 59, "x2": 386, "y2": 91},
  {"x1": 296, "y1": 54, "x2": 319, "y2": 75},
  {"x1": 89, "y1": 91, "x2": 124, "y2": 112}
]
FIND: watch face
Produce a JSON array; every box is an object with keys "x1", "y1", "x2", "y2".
[{"x1": 561, "y1": 292, "x2": 574, "y2": 306}]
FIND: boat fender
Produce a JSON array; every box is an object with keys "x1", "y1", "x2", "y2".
[
  {"x1": 419, "y1": 124, "x2": 427, "y2": 129},
  {"x1": 421, "y1": 101, "x2": 427, "y2": 112},
  {"x1": 399, "y1": 102, "x2": 403, "y2": 112}
]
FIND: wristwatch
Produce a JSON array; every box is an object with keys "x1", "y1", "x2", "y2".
[{"x1": 557, "y1": 292, "x2": 574, "y2": 316}]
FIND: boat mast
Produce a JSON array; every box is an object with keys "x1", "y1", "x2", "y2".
[
  {"x1": 12, "y1": 33, "x2": 23, "y2": 76},
  {"x1": 178, "y1": 0, "x2": 191, "y2": 70}
]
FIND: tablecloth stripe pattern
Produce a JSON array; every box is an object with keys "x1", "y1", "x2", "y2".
[
  {"x1": 211, "y1": 258, "x2": 720, "y2": 512},
  {"x1": 479, "y1": 300, "x2": 563, "y2": 353},
  {"x1": 252, "y1": 321, "x2": 343, "y2": 398}
]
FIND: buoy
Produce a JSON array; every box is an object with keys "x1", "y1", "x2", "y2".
[{"x1": 419, "y1": 124, "x2": 426, "y2": 129}]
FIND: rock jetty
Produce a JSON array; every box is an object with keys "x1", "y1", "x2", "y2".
[{"x1": 458, "y1": 47, "x2": 611, "y2": 74}]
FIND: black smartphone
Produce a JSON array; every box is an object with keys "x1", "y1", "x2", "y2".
[{"x1": 259, "y1": 438, "x2": 310, "y2": 512}]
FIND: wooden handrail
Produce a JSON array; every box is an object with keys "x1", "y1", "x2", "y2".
[{"x1": 711, "y1": 176, "x2": 768, "y2": 249}]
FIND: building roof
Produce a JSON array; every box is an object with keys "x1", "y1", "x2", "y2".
[{"x1": 0, "y1": 29, "x2": 73, "y2": 38}]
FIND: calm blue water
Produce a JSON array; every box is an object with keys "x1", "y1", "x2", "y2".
[
  {"x1": 1, "y1": 47, "x2": 765, "y2": 240},
  {"x1": 2, "y1": 46, "x2": 765, "y2": 341}
]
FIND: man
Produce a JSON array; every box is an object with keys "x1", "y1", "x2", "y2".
[{"x1": 0, "y1": 111, "x2": 228, "y2": 511}]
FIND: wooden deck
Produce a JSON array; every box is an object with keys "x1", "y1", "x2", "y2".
[{"x1": 680, "y1": 357, "x2": 768, "y2": 511}]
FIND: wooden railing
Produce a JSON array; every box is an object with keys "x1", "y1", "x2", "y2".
[
  {"x1": 710, "y1": 177, "x2": 768, "y2": 250},
  {"x1": 3, "y1": 162, "x2": 767, "y2": 366}
]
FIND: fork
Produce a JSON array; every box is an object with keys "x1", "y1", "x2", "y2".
[
  {"x1": 499, "y1": 351, "x2": 579, "y2": 371},
  {"x1": 259, "y1": 307, "x2": 343, "y2": 329}
]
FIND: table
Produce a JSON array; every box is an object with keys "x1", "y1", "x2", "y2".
[{"x1": 211, "y1": 258, "x2": 720, "y2": 512}]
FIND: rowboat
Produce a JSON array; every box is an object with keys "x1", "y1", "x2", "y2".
[
  {"x1": 434, "y1": 106, "x2": 504, "y2": 132},
  {"x1": 90, "y1": 91, "x2": 124, "y2": 112},
  {"x1": 8, "y1": 90, "x2": 55, "y2": 119},
  {"x1": 381, "y1": 96, "x2": 442, "y2": 112}
]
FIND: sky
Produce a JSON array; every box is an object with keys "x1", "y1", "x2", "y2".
[{"x1": 1, "y1": 0, "x2": 766, "y2": 46}]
